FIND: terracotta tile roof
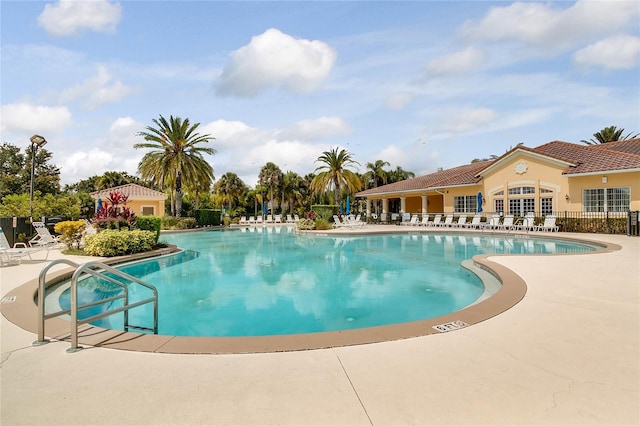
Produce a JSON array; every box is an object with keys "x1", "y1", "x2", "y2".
[
  {"x1": 533, "y1": 139, "x2": 640, "y2": 175},
  {"x1": 356, "y1": 160, "x2": 492, "y2": 197},
  {"x1": 90, "y1": 183, "x2": 167, "y2": 200},
  {"x1": 356, "y1": 139, "x2": 640, "y2": 197}
]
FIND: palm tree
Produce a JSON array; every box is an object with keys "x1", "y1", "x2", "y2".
[
  {"x1": 310, "y1": 147, "x2": 362, "y2": 207},
  {"x1": 214, "y1": 172, "x2": 245, "y2": 211},
  {"x1": 258, "y1": 162, "x2": 283, "y2": 214},
  {"x1": 281, "y1": 171, "x2": 304, "y2": 214},
  {"x1": 581, "y1": 126, "x2": 639, "y2": 145},
  {"x1": 364, "y1": 160, "x2": 390, "y2": 189},
  {"x1": 387, "y1": 166, "x2": 415, "y2": 183},
  {"x1": 135, "y1": 115, "x2": 215, "y2": 217}
]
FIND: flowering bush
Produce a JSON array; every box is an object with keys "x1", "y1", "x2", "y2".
[
  {"x1": 94, "y1": 191, "x2": 136, "y2": 230},
  {"x1": 54, "y1": 220, "x2": 86, "y2": 249}
]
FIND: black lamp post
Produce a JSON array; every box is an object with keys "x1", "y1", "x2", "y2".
[{"x1": 29, "y1": 134, "x2": 47, "y2": 222}]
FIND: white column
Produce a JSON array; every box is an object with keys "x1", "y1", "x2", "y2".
[
  {"x1": 400, "y1": 197, "x2": 406, "y2": 214},
  {"x1": 366, "y1": 199, "x2": 371, "y2": 217},
  {"x1": 382, "y1": 198, "x2": 389, "y2": 214},
  {"x1": 421, "y1": 195, "x2": 428, "y2": 213}
]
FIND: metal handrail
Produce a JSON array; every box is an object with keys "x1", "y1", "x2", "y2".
[{"x1": 33, "y1": 259, "x2": 158, "y2": 353}]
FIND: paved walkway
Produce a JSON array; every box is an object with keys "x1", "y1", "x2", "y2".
[{"x1": 1, "y1": 229, "x2": 638, "y2": 425}]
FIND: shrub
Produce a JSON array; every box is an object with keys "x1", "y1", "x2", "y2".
[
  {"x1": 136, "y1": 215, "x2": 162, "y2": 243},
  {"x1": 314, "y1": 218, "x2": 332, "y2": 230},
  {"x1": 84, "y1": 229, "x2": 155, "y2": 257},
  {"x1": 296, "y1": 218, "x2": 316, "y2": 230},
  {"x1": 54, "y1": 220, "x2": 86, "y2": 249},
  {"x1": 195, "y1": 209, "x2": 221, "y2": 226},
  {"x1": 173, "y1": 217, "x2": 197, "y2": 229},
  {"x1": 311, "y1": 205, "x2": 338, "y2": 221}
]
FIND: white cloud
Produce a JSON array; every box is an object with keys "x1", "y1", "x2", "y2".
[
  {"x1": 59, "y1": 65, "x2": 134, "y2": 109},
  {"x1": 426, "y1": 47, "x2": 486, "y2": 76},
  {"x1": 38, "y1": 0, "x2": 122, "y2": 36},
  {"x1": 106, "y1": 116, "x2": 145, "y2": 150},
  {"x1": 216, "y1": 28, "x2": 336, "y2": 97},
  {"x1": 278, "y1": 116, "x2": 351, "y2": 140},
  {"x1": 385, "y1": 93, "x2": 413, "y2": 110},
  {"x1": 573, "y1": 35, "x2": 640, "y2": 70},
  {"x1": 439, "y1": 107, "x2": 498, "y2": 133},
  {"x1": 460, "y1": 1, "x2": 639, "y2": 52},
  {"x1": 0, "y1": 102, "x2": 72, "y2": 136}
]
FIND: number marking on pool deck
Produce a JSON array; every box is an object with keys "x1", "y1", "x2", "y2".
[
  {"x1": 1, "y1": 296, "x2": 17, "y2": 304},
  {"x1": 433, "y1": 320, "x2": 468, "y2": 333}
]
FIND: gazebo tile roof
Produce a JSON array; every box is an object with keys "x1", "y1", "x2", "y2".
[{"x1": 90, "y1": 183, "x2": 167, "y2": 200}]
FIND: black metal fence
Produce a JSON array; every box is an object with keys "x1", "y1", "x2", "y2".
[
  {"x1": 0, "y1": 216, "x2": 66, "y2": 247},
  {"x1": 368, "y1": 211, "x2": 640, "y2": 236}
]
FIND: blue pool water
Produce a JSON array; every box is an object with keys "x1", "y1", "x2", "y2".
[{"x1": 53, "y1": 228, "x2": 597, "y2": 337}]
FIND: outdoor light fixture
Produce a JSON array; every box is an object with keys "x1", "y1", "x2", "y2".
[
  {"x1": 565, "y1": 194, "x2": 570, "y2": 201},
  {"x1": 29, "y1": 134, "x2": 47, "y2": 222}
]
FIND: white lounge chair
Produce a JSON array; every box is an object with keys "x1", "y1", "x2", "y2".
[
  {"x1": 248, "y1": 216, "x2": 256, "y2": 225},
  {"x1": 495, "y1": 215, "x2": 515, "y2": 231},
  {"x1": 274, "y1": 214, "x2": 282, "y2": 224},
  {"x1": 294, "y1": 214, "x2": 300, "y2": 222},
  {"x1": 0, "y1": 228, "x2": 49, "y2": 265},
  {"x1": 439, "y1": 215, "x2": 454, "y2": 227},
  {"x1": 419, "y1": 215, "x2": 431, "y2": 226},
  {"x1": 451, "y1": 215, "x2": 467, "y2": 228},
  {"x1": 429, "y1": 214, "x2": 442, "y2": 227},
  {"x1": 265, "y1": 214, "x2": 274, "y2": 224},
  {"x1": 255, "y1": 216, "x2": 263, "y2": 225},
  {"x1": 513, "y1": 212, "x2": 535, "y2": 232},
  {"x1": 535, "y1": 215, "x2": 559, "y2": 232},
  {"x1": 286, "y1": 214, "x2": 295, "y2": 224},
  {"x1": 239, "y1": 216, "x2": 248, "y2": 225},
  {"x1": 481, "y1": 215, "x2": 501, "y2": 231},
  {"x1": 29, "y1": 222, "x2": 61, "y2": 248},
  {"x1": 401, "y1": 214, "x2": 419, "y2": 226},
  {"x1": 464, "y1": 214, "x2": 482, "y2": 229}
]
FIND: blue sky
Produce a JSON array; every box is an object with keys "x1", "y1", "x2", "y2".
[{"x1": 2, "y1": 1, "x2": 639, "y2": 187}]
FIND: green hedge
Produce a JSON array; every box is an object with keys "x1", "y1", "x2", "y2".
[
  {"x1": 311, "y1": 205, "x2": 338, "y2": 221},
  {"x1": 84, "y1": 229, "x2": 156, "y2": 257},
  {"x1": 195, "y1": 209, "x2": 221, "y2": 226},
  {"x1": 136, "y1": 215, "x2": 162, "y2": 242}
]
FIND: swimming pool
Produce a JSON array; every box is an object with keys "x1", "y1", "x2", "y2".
[{"x1": 49, "y1": 228, "x2": 597, "y2": 338}]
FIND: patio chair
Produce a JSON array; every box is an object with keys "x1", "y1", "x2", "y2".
[
  {"x1": 429, "y1": 214, "x2": 442, "y2": 227},
  {"x1": 0, "y1": 228, "x2": 49, "y2": 266},
  {"x1": 29, "y1": 222, "x2": 61, "y2": 248},
  {"x1": 512, "y1": 212, "x2": 535, "y2": 232},
  {"x1": 286, "y1": 214, "x2": 294, "y2": 223},
  {"x1": 451, "y1": 215, "x2": 467, "y2": 228},
  {"x1": 274, "y1": 214, "x2": 282, "y2": 224},
  {"x1": 481, "y1": 215, "x2": 501, "y2": 231},
  {"x1": 535, "y1": 215, "x2": 559, "y2": 232},
  {"x1": 438, "y1": 214, "x2": 454, "y2": 227},
  {"x1": 401, "y1": 214, "x2": 419, "y2": 226},
  {"x1": 419, "y1": 215, "x2": 431, "y2": 226},
  {"x1": 265, "y1": 214, "x2": 274, "y2": 224},
  {"x1": 495, "y1": 215, "x2": 515, "y2": 231},
  {"x1": 464, "y1": 214, "x2": 482, "y2": 229},
  {"x1": 239, "y1": 216, "x2": 248, "y2": 225}
]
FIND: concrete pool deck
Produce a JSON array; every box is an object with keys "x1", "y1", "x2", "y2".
[{"x1": 1, "y1": 226, "x2": 639, "y2": 425}]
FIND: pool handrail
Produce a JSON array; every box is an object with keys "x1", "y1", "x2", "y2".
[{"x1": 33, "y1": 259, "x2": 158, "y2": 353}]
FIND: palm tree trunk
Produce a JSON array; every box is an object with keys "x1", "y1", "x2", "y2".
[{"x1": 175, "y1": 172, "x2": 182, "y2": 218}]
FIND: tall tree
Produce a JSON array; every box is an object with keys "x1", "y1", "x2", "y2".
[
  {"x1": 214, "y1": 172, "x2": 245, "y2": 211},
  {"x1": 281, "y1": 171, "x2": 304, "y2": 214},
  {"x1": 0, "y1": 142, "x2": 60, "y2": 198},
  {"x1": 364, "y1": 159, "x2": 390, "y2": 189},
  {"x1": 258, "y1": 162, "x2": 283, "y2": 214},
  {"x1": 387, "y1": 166, "x2": 415, "y2": 183},
  {"x1": 310, "y1": 147, "x2": 362, "y2": 207},
  {"x1": 580, "y1": 126, "x2": 639, "y2": 145},
  {"x1": 135, "y1": 115, "x2": 216, "y2": 217}
]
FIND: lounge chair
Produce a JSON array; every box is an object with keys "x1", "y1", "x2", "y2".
[
  {"x1": 294, "y1": 214, "x2": 300, "y2": 222},
  {"x1": 265, "y1": 214, "x2": 274, "y2": 224},
  {"x1": 419, "y1": 215, "x2": 431, "y2": 226},
  {"x1": 239, "y1": 216, "x2": 248, "y2": 225},
  {"x1": 481, "y1": 215, "x2": 501, "y2": 231},
  {"x1": 451, "y1": 215, "x2": 467, "y2": 228},
  {"x1": 29, "y1": 222, "x2": 61, "y2": 248},
  {"x1": 464, "y1": 214, "x2": 482, "y2": 229},
  {"x1": 380, "y1": 213, "x2": 388, "y2": 223},
  {"x1": 0, "y1": 228, "x2": 49, "y2": 265},
  {"x1": 333, "y1": 215, "x2": 348, "y2": 228},
  {"x1": 439, "y1": 214, "x2": 454, "y2": 227},
  {"x1": 429, "y1": 214, "x2": 442, "y2": 227},
  {"x1": 255, "y1": 216, "x2": 263, "y2": 225},
  {"x1": 401, "y1": 214, "x2": 419, "y2": 226},
  {"x1": 495, "y1": 215, "x2": 515, "y2": 231},
  {"x1": 535, "y1": 215, "x2": 559, "y2": 232},
  {"x1": 274, "y1": 214, "x2": 282, "y2": 224},
  {"x1": 513, "y1": 212, "x2": 535, "y2": 232},
  {"x1": 248, "y1": 216, "x2": 256, "y2": 225},
  {"x1": 286, "y1": 214, "x2": 295, "y2": 224}
]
